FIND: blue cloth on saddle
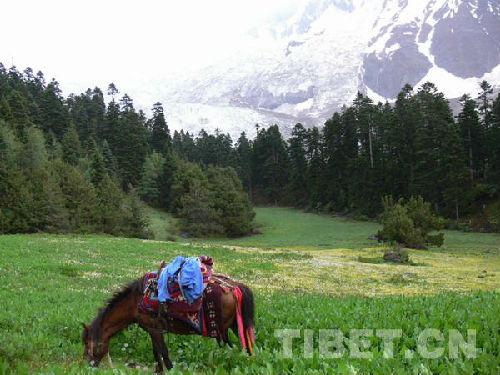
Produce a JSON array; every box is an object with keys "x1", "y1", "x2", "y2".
[{"x1": 158, "y1": 256, "x2": 204, "y2": 304}]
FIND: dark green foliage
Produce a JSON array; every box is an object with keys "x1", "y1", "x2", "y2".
[
  {"x1": 112, "y1": 95, "x2": 149, "y2": 189},
  {"x1": 485, "y1": 200, "x2": 500, "y2": 232},
  {"x1": 194, "y1": 129, "x2": 235, "y2": 167},
  {"x1": 39, "y1": 80, "x2": 69, "y2": 139},
  {"x1": 383, "y1": 245, "x2": 411, "y2": 264},
  {"x1": 0, "y1": 126, "x2": 32, "y2": 232},
  {"x1": 206, "y1": 166, "x2": 255, "y2": 237},
  {"x1": 2, "y1": 62, "x2": 500, "y2": 234},
  {"x1": 170, "y1": 160, "x2": 207, "y2": 214},
  {"x1": 287, "y1": 124, "x2": 309, "y2": 207},
  {"x1": 173, "y1": 162, "x2": 223, "y2": 236},
  {"x1": 458, "y1": 95, "x2": 484, "y2": 181},
  {"x1": 177, "y1": 176, "x2": 224, "y2": 237},
  {"x1": 172, "y1": 130, "x2": 197, "y2": 162},
  {"x1": 252, "y1": 125, "x2": 289, "y2": 204},
  {"x1": 157, "y1": 148, "x2": 178, "y2": 210},
  {"x1": 123, "y1": 189, "x2": 151, "y2": 239},
  {"x1": 0, "y1": 118, "x2": 148, "y2": 237},
  {"x1": 101, "y1": 139, "x2": 118, "y2": 178},
  {"x1": 172, "y1": 161, "x2": 255, "y2": 237},
  {"x1": 378, "y1": 196, "x2": 445, "y2": 249},
  {"x1": 234, "y1": 132, "x2": 252, "y2": 194},
  {"x1": 61, "y1": 122, "x2": 81, "y2": 165},
  {"x1": 148, "y1": 102, "x2": 171, "y2": 153},
  {"x1": 138, "y1": 151, "x2": 165, "y2": 206},
  {"x1": 55, "y1": 160, "x2": 97, "y2": 231},
  {"x1": 89, "y1": 141, "x2": 107, "y2": 186},
  {"x1": 488, "y1": 94, "x2": 500, "y2": 186}
]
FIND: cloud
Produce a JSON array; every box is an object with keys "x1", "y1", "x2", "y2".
[{"x1": 0, "y1": 0, "x2": 304, "y2": 99}]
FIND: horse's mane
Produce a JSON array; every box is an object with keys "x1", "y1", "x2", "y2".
[{"x1": 89, "y1": 278, "x2": 143, "y2": 340}]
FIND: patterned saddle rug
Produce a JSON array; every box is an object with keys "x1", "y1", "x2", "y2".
[
  {"x1": 139, "y1": 269, "x2": 255, "y2": 353},
  {"x1": 139, "y1": 264, "x2": 230, "y2": 341}
]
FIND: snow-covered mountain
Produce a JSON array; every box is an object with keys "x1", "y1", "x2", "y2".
[{"x1": 159, "y1": 0, "x2": 500, "y2": 138}]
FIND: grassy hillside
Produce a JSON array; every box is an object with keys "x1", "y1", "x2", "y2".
[
  {"x1": 200, "y1": 207, "x2": 380, "y2": 250},
  {"x1": 1, "y1": 208, "x2": 499, "y2": 374}
]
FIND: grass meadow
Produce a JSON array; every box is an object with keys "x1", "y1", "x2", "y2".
[{"x1": 0, "y1": 208, "x2": 499, "y2": 374}]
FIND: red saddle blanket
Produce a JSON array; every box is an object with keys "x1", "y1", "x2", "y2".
[
  {"x1": 138, "y1": 258, "x2": 225, "y2": 339},
  {"x1": 141, "y1": 256, "x2": 213, "y2": 313},
  {"x1": 139, "y1": 271, "x2": 255, "y2": 352}
]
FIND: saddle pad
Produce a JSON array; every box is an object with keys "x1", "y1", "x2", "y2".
[
  {"x1": 139, "y1": 257, "x2": 213, "y2": 314},
  {"x1": 139, "y1": 274, "x2": 225, "y2": 340}
]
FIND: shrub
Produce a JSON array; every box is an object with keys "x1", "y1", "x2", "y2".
[
  {"x1": 378, "y1": 196, "x2": 445, "y2": 249},
  {"x1": 177, "y1": 177, "x2": 224, "y2": 237},
  {"x1": 383, "y1": 245, "x2": 411, "y2": 264},
  {"x1": 206, "y1": 167, "x2": 255, "y2": 237},
  {"x1": 172, "y1": 162, "x2": 255, "y2": 237}
]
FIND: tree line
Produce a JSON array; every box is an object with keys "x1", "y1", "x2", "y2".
[
  {"x1": 171, "y1": 83, "x2": 500, "y2": 232},
  {"x1": 1, "y1": 63, "x2": 499, "y2": 236},
  {"x1": 0, "y1": 64, "x2": 254, "y2": 237}
]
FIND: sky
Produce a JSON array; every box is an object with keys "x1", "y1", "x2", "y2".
[{"x1": 1, "y1": 0, "x2": 302, "y2": 98}]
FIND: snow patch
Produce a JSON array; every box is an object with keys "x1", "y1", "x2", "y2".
[{"x1": 416, "y1": 63, "x2": 500, "y2": 98}]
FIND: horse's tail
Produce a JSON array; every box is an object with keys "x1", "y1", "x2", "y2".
[{"x1": 234, "y1": 283, "x2": 255, "y2": 355}]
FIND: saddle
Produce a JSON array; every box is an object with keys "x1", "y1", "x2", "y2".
[{"x1": 139, "y1": 257, "x2": 226, "y2": 338}]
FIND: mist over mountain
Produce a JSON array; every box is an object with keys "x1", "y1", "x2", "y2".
[{"x1": 157, "y1": 0, "x2": 500, "y2": 138}]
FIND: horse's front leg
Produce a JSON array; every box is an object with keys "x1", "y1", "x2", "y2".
[
  {"x1": 149, "y1": 329, "x2": 173, "y2": 372},
  {"x1": 149, "y1": 336, "x2": 163, "y2": 374}
]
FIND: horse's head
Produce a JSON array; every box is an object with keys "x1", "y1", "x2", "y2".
[{"x1": 82, "y1": 323, "x2": 108, "y2": 367}]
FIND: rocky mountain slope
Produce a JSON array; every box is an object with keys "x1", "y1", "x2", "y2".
[{"x1": 159, "y1": 0, "x2": 500, "y2": 138}]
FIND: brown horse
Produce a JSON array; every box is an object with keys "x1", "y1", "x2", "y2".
[{"x1": 82, "y1": 276, "x2": 254, "y2": 373}]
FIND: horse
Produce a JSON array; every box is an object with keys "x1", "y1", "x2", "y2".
[{"x1": 82, "y1": 275, "x2": 255, "y2": 373}]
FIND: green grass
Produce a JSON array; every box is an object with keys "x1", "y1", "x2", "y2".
[
  {"x1": 145, "y1": 206, "x2": 178, "y2": 241},
  {"x1": 194, "y1": 206, "x2": 500, "y2": 254},
  {"x1": 194, "y1": 207, "x2": 380, "y2": 250},
  {"x1": 1, "y1": 207, "x2": 500, "y2": 374}
]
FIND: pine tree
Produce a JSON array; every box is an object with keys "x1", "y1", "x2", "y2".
[
  {"x1": 252, "y1": 125, "x2": 288, "y2": 205},
  {"x1": 139, "y1": 151, "x2": 166, "y2": 206},
  {"x1": 157, "y1": 147, "x2": 178, "y2": 210},
  {"x1": 149, "y1": 102, "x2": 171, "y2": 153},
  {"x1": 478, "y1": 80, "x2": 493, "y2": 125},
  {"x1": 95, "y1": 174, "x2": 124, "y2": 234},
  {"x1": 113, "y1": 95, "x2": 148, "y2": 188},
  {"x1": 206, "y1": 167, "x2": 255, "y2": 236},
  {"x1": 287, "y1": 124, "x2": 309, "y2": 207},
  {"x1": 39, "y1": 79, "x2": 69, "y2": 139},
  {"x1": 123, "y1": 188, "x2": 149, "y2": 238},
  {"x1": 389, "y1": 84, "x2": 421, "y2": 199},
  {"x1": 101, "y1": 139, "x2": 118, "y2": 178},
  {"x1": 306, "y1": 127, "x2": 325, "y2": 210},
  {"x1": 457, "y1": 95, "x2": 484, "y2": 181},
  {"x1": 177, "y1": 176, "x2": 223, "y2": 237},
  {"x1": 0, "y1": 124, "x2": 32, "y2": 233},
  {"x1": 413, "y1": 83, "x2": 469, "y2": 216},
  {"x1": 61, "y1": 122, "x2": 82, "y2": 166},
  {"x1": 56, "y1": 160, "x2": 98, "y2": 231},
  {"x1": 89, "y1": 142, "x2": 107, "y2": 186},
  {"x1": 171, "y1": 160, "x2": 206, "y2": 213},
  {"x1": 235, "y1": 132, "x2": 253, "y2": 195},
  {"x1": 488, "y1": 94, "x2": 500, "y2": 186},
  {"x1": 21, "y1": 127, "x2": 70, "y2": 231}
]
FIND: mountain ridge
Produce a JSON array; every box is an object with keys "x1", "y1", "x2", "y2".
[{"x1": 157, "y1": 0, "x2": 500, "y2": 138}]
